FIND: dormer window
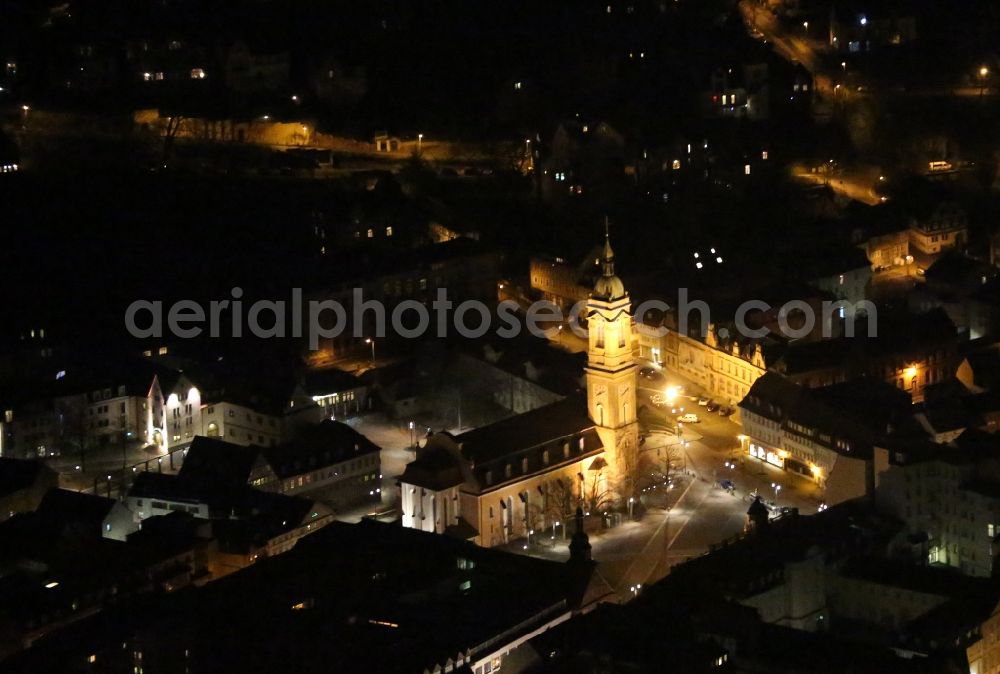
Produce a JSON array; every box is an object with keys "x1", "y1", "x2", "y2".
[
  {"x1": 521, "y1": 457, "x2": 528, "y2": 473},
  {"x1": 543, "y1": 449, "x2": 550, "y2": 465},
  {"x1": 505, "y1": 464, "x2": 512, "y2": 479}
]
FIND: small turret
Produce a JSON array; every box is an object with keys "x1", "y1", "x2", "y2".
[
  {"x1": 746, "y1": 496, "x2": 769, "y2": 534},
  {"x1": 569, "y1": 507, "x2": 591, "y2": 563}
]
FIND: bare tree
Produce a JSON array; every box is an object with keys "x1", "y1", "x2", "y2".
[
  {"x1": 162, "y1": 115, "x2": 185, "y2": 164},
  {"x1": 55, "y1": 396, "x2": 96, "y2": 472},
  {"x1": 582, "y1": 468, "x2": 614, "y2": 515},
  {"x1": 540, "y1": 477, "x2": 577, "y2": 539},
  {"x1": 614, "y1": 436, "x2": 641, "y2": 506},
  {"x1": 637, "y1": 441, "x2": 682, "y2": 508}
]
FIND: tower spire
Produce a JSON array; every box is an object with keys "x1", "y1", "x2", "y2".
[{"x1": 602, "y1": 216, "x2": 615, "y2": 278}]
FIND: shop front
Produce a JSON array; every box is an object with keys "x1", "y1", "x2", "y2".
[{"x1": 748, "y1": 441, "x2": 785, "y2": 469}]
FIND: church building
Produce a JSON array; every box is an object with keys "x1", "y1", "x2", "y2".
[{"x1": 397, "y1": 230, "x2": 639, "y2": 547}]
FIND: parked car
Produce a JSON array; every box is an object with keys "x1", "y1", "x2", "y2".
[
  {"x1": 720, "y1": 479, "x2": 735, "y2": 491},
  {"x1": 639, "y1": 367, "x2": 664, "y2": 382},
  {"x1": 698, "y1": 397, "x2": 710, "y2": 406},
  {"x1": 718, "y1": 406, "x2": 734, "y2": 417},
  {"x1": 677, "y1": 413, "x2": 700, "y2": 424},
  {"x1": 706, "y1": 401, "x2": 720, "y2": 412}
]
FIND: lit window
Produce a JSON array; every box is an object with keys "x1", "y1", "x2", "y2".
[
  {"x1": 744, "y1": 164, "x2": 751, "y2": 175},
  {"x1": 143, "y1": 72, "x2": 152, "y2": 82},
  {"x1": 385, "y1": 226, "x2": 393, "y2": 236},
  {"x1": 761, "y1": 150, "x2": 768, "y2": 160},
  {"x1": 158, "y1": 346, "x2": 168, "y2": 355},
  {"x1": 190, "y1": 68, "x2": 206, "y2": 79},
  {"x1": 367, "y1": 228, "x2": 374, "y2": 238}
]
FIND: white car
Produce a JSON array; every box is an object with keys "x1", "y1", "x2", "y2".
[
  {"x1": 697, "y1": 397, "x2": 710, "y2": 406},
  {"x1": 677, "y1": 413, "x2": 700, "y2": 424}
]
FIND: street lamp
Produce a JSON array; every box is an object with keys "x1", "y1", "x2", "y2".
[
  {"x1": 628, "y1": 496, "x2": 635, "y2": 519},
  {"x1": 979, "y1": 66, "x2": 990, "y2": 99},
  {"x1": 417, "y1": 133, "x2": 423, "y2": 153},
  {"x1": 409, "y1": 420, "x2": 415, "y2": 449},
  {"x1": 365, "y1": 338, "x2": 375, "y2": 364},
  {"x1": 771, "y1": 482, "x2": 782, "y2": 499},
  {"x1": 802, "y1": 20, "x2": 808, "y2": 32}
]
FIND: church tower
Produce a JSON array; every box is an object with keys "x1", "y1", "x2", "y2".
[{"x1": 585, "y1": 225, "x2": 639, "y2": 500}]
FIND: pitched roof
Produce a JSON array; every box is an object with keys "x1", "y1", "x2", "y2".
[
  {"x1": 398, "y1": 441, "x2": 466, "y2": 491},
  {"x1": 262, "y1": 420, "x2": 380, "y2": 479},
  {"x1": 454, "y1": 397, "x2": 595, "y2": 465},
  {"x1": 178, "y1": 436, "x2": 260, "y2": 487},
  {"x1": 178, "y1": 422, "x2": 381, "y2": 486},
  {"x1": 0, "y1": 458, "x2": 51, "y2": 499}
]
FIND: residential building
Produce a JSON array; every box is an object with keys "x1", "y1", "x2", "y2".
[
  {"x1": 0, "y1": 489, "x2": 207, "y2": 661},
  {"x1": 909, "y1": 202, "x2": 968, "y2": 261},
  {"x1": 875, "y1": 431, "x2": 1000, "y2": 578},
  {"x1": 178, "y1": 422, "x2": 381, "y2": 510},
  {"x1": 163, "y1": 373, "x2": 283, "y2": 451},
  {"x1": 810, "y1": 246, "x2": 872, "y2": 307},
  {"x1": 0, "y1": 520, "x2": 603, "y2": 673},
  {"x1": 740, "y1": 374, "x2": 914, "y2": 502},
  {"x1": 529, "y1": 251, "x2": 598, "y2": 312},
  {"x1": 122, "y1": 472, "x2": 333, "y2": 575}
]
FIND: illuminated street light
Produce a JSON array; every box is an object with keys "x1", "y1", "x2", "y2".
[
  {"x1": 365, "y1": 338, "x2": 375, "y2": 363},
  {"x1": 417, "y1": 133, "x2": 423, "y2": 153}
]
